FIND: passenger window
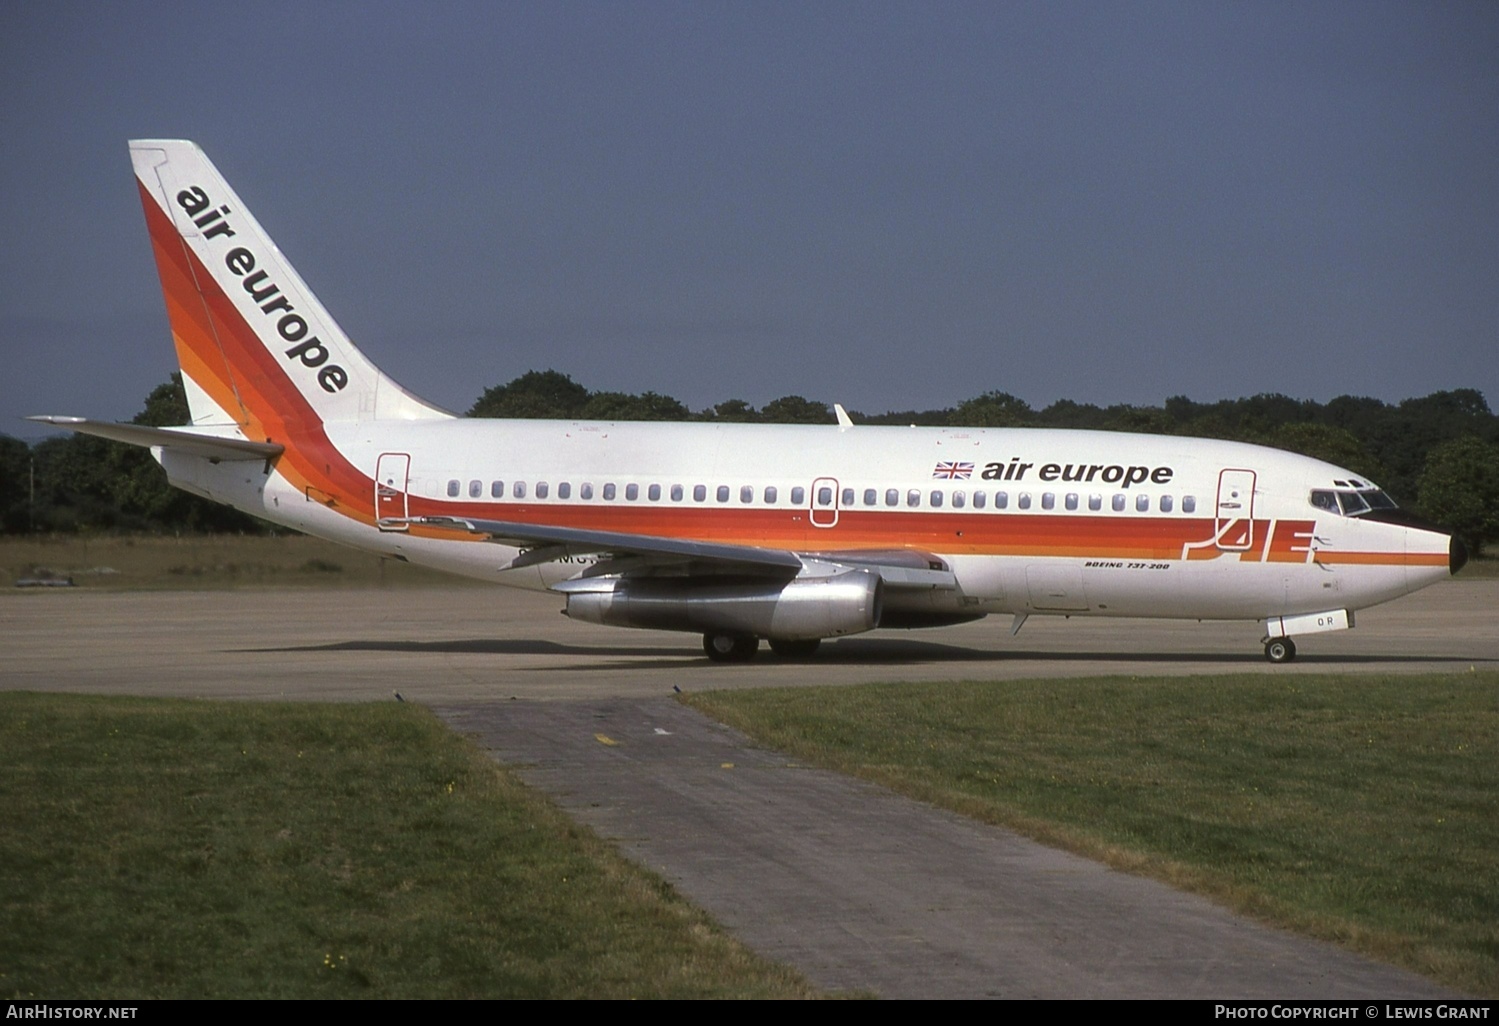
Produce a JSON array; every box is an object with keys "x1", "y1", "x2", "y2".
[
  {"x1": 447, "y1": 479, "x2": 459, "y2": 497},
  {"x1": 1183, "y1": 496, "x2": 1196, "y2": 513},
  {"x1": 1017, "y1": 493, "x2": 1031, "y2": 510},
  {"x1": 791, "y1": 487, "x2": 805, "y2": 504},
  {"x1": 952, "y1": 491, "x2": 966, "y2": 509},
  {"x1": 907, "y1": 489, "x2": 921, "y2": 507},
  {"x1": 580, "y1": 483, "x2": 594, "y2": 500},
  {"x1": 491, "y1": 480, "x2": 504, "y2": 499},
  {"x1": 716, "y1": 485, "x2": 730, "y2": 503},
  {"x1": 1089, "y1": 494, "x2": 1102, "y2": 511},
  {"x1": 625, "y1": 483, "x2": 639, "y2": 501},
  {"x1": 764, "y1": 486, "x2": 777, "y2": 503},
  {"x1": 741, "y1": 485, "x2": 754, "y2": 503},
  {"x1": 885, "y1": 488, "x2": 899, "y2": 507},
  {"x1": 1159, "y1": 494, "x2": 1172, "y2": 512},
  {"x1": 557, "y1": 482, "x2": 571, "y2": 500},
  {"x1": 930, "y1": 490, "x2": 944, "y2": 508},
  {"x1": 602, "y1": 483, "x2": 616, "y2": 500},
  {"x1": 1041, "y1": 492, "x2": 1055, "y2": 510},
  {"x1": 864, "y1": 488, "x2": 878, "y2": 506},
  {"x1": 842, "y1": 488, "x2": 855, "y2": 506},
  {"x1": 1111, "y1": 494, "x2": 1125, "y2": 512},
  {"x1": 513, "y1": 481, "x2": 527, "y2": 499},
  {"x1": 994, "y1": 491, "x2": 1008, "y2": 509},
  {"x1": 648, "y1": 484, "x2": 661, "y2": 501},
  {"x1": 693, "y1": 484, "x2": 706, "y2": 502},
  {"x1": 1065, "y1": 493, "x2": 1078, "y2": 511},
  {"x1": 536, "y1": 482, "x2": 549, "y2": 499},
  {"x1": 1136, "y1": 494, "x2": 1149, "y2": 512},
  {"x1": 670, "y1": 484, "x2": 683, "y2": 501},
  {"x1": 468, "y1": 480, "x2": 482, "y2": 498},
  {"x1": 972, "y1": 490, "x2": 986, "y2": 509},
  {"x1": 818, "y1": 486, "x2": 833, "y2": 505}
]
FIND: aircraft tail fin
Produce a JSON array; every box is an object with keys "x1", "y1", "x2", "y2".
[{"x1": 129, "y1": 140, "x2": 451, "y2": 436}]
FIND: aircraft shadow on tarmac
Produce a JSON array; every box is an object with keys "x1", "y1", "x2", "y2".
[{"x1": 234, "y1": 636, "x2": 1487, "y2": 670}]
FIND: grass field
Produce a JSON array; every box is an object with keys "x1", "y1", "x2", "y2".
[
  {"x1": 0, "y1": 693, "x2": 816, "y2": 999},
  {"x1": 684, "y1": 672, "x2": 1499, "y2": 996},
  {"x1": 0, "y1": 534, "x2": 477, "y2": 590}
]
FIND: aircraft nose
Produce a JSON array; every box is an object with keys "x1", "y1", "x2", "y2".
[{"x1": 1450, "y1": 534, "x2": 1469, "y2": 576}]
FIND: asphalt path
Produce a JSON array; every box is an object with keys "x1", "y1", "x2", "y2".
[
  {"x1": 3, "y1": 579, "x2": 1494, "y2": 701},
  {"x1": 3, "y1": 579, "x2": 1493, "y2": 997}
]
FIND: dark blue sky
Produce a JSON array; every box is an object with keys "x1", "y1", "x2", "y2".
[{"x1": 4, "y1": 1, "x2": 1496, "y2": 439}]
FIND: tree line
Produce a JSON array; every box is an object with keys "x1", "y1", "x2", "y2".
[{"x1": 4, "y1": 371, "x2": 1497, "y2": 554}]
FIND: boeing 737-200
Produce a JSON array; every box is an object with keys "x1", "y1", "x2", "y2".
[{"x1": 32, "y1": 140, "x2": 1467, "y2": 662}]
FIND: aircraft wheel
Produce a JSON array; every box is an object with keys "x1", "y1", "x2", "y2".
[
  {"x1": 703, "y1": 632, "x2": 759, "y2": 663},
  {"x1": 1264, "y1": 637, "x2": 1297, "y2": 664},
  {"x1": 768, "y1": 638, "x2": 821, "y2": 659}
]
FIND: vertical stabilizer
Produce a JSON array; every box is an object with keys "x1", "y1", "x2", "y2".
[{"x1": 129, "y1": 140, "x2": 450, "y2": 434}]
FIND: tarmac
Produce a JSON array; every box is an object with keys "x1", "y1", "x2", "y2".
[{"x1": 3, "y1": 579, "x2": 1494, "y2": 997}]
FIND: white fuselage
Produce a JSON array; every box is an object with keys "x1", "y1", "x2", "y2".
[{"x1": 159, "y1": 417, "x2": 1450, "y2": 626}]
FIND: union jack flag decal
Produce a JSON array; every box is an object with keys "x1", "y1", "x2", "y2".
[{"x1": 932, "y1": 461, "x2": 974, "y2": 479}]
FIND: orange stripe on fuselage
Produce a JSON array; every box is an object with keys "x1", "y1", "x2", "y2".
[
  {"x1": 1317, "y1": 551, "x2": 1446, "y2": 566},
  {"x1": 405, "y1": 496, "x2": 1221, "y2": 559}
]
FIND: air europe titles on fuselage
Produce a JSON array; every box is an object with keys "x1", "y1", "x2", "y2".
[{"x1": 981, "y1": 458, "x2": 1174, "y2": 488}]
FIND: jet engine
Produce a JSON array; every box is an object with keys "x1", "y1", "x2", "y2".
[{"x1": 563, "y1": 569, "x2": 883, "y2": 641}]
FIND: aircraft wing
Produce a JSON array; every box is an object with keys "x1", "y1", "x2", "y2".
[
  {"x1": 403, "y1": 515, "x2": 956, "y2": 588},
  {"x1": 27, "y1": 417, "x2": 283, "y2": 462}
]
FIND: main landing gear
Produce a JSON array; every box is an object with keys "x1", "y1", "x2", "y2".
[
  {"x1": 768, "y1": 637, "x2": 821, "y2": 659},
  {"x1": 703, "y1": 632, "x2": 759, "y2": 662},
  {"x1": 702, "y1": 633, "x2": 824, "y2": 662},
  {"x1": 1263, "y1": 637, "x2": 1297, "y2": 664}
]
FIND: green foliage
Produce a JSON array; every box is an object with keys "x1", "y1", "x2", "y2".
[
  {"x1": 468, "y1": 372, "x2": 695, "y2": 422},
  {"x1": 854, "y1": 408, "x2": 952, "y2": 426},
  {"x1": 0, "y1": 434, "x2": 36, "y2": 533},
  {"x1": 134, "y1": 375, "x2": 193, "y2": 427},
  {"x1": 1417, "y1": 436, "x2": 1499, "y2": 556},
  {"x1": 760, "y1": 395, "x2": 833, "y2": 424},
  {"x1": 705, "y1": 398, "x2": 761, "y2": 422},
  {"x1": 18, "y1": 374, "x2": 267, "y2": 535},
  {"x1": 950, "y1": 391, "x2": 1033, "y2": 427},
  {"x1": 1266, "y1": 422, "x2": 1386, "y2": 484},
  {"x1": 468, "y1": 370, "x2": 590, "y2": 418},
  {"x1": 579, "y1": 390, "x2": 692, "y2": 421}
]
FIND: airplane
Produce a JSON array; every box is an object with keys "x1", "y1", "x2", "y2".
[{"x1": 31, "y1": 140, "x2": 1467, "y2": 663}]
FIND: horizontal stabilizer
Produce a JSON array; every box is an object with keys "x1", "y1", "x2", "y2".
[{"x1": 27, "y1": 416, "x2": 283, "y2": 461}]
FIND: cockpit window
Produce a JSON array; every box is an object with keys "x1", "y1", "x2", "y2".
[
  {"x1": 1310, "y1": 488, "x2": 1397, "y2": 517},
  {"x1": 1337, "y1": 491, "x2": 1370, "y2": 516}
]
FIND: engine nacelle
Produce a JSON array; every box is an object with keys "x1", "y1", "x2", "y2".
[{"x1": 564, "y1": 570, "x2": 883, "y2": 641}]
